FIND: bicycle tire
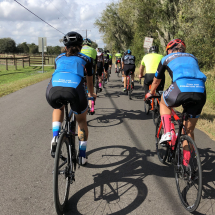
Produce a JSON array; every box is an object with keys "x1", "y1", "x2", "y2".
[
  {"x1": 144, "y1": 100, "x2": 150, "y2": 115},
  {"x1": 53, "y1": 131, "x2": 70, "y2": 215},
  {"x1": 128, "y1": 76, "x2": 132, "y2": 100},
  {"x1": 155, "y1": 118, "x2": 168, "y2": 164},
  {"x1": 108, "y1": 69, "x2": 110, "y2": 82},
  {"x1": 174, "y1": 135, "x2": 202, "y2": 212},
  {"x1": 152, "y1": 107, "x2": 160, "y2": 125},
  {"x1": 102, "y1": 72, "x2": 105, "y2": 88}
]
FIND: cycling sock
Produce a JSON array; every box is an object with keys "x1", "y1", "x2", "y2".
[
  {"x1": 161, "y1": 114, "x2": 171, "y2": 134},
  {"x1": 79, "y1": 141, "x2": 87, "y2": 157},
  {"x1": 99, "y1": 83, "x2": 102, "y2": 88},
  {"x1": 183, "y1": 150, "x2": 191, "y2": 166},
  {"x1": 52, "y1": 121, "x2": 61, "y2": 137}
]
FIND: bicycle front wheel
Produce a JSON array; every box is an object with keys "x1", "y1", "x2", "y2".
[
  {"x1": 144, "y1": 100, "x2": 150, "y2": 115},
  {"x1": 155, "y1": 118, "x2": 168, "y2": 164},
  {"x1": 174, "y1": 135, "x2": 202, "y2": 213},
  {"x1": 128, "y1": 76, "x2": 132, "y2": 100},
  {"x1": 53, "y1": 132, "x2": 71, "y2": 215}
]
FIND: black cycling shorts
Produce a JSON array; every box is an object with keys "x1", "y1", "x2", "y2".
[
  {"x1": 104, "y1": 63, "x2": 109, "y2": 71},
  {"x1": 144, "y1": 73, "x2": 165, "y2": 94},
  {"x1": 46, "y1": 78, "x2": 88, "y2": 115},
  {"x1": 109, "y1": 59, "x2": 112, "y2": 65},
  {"x1": 123, "y1": 64, "x2": 135, "y2": 76},
  {"x1": 163, "y1": 82, "x2": 206, "y2": 118},
  {"x1": 97, "y1": 62, "x2": 103, "y2": 76}
]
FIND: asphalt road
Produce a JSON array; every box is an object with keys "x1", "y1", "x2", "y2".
[{"x1": 0, "y1": 69, "x2": 215, "y2": 215}]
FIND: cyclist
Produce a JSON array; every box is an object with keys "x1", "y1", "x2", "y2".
[
  {"x1": 115, "y1": 50, "x2": 122, "y2": 73},
  {"x1": 96, "y1": 48, "x2": 104, "y2": 91},
  {"x1": 103, "y1": 50, "x2": 110, "y2": 83},
  {"x1": 46, "y1": 31, "x2": 96, "y2": 165},
  {"x1": 122, "y1": 49, "x2": 136, "y2": 93},
  {"x1": 81, "y1": 38, "x2": 97, "y2": 111},
  {"x1": 139, "y1": 46, "x2": 165, "y2": 95},
  {"x1": 107, "y1": 50, "x2": 112, "y2": 74},
  {"x1": 145, "y1": 39, "x2": 207, "y2": 166}
]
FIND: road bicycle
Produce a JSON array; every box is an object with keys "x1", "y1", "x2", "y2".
[
  {"x1": 125, "y1": 71, "x2": 134, "y2": 100},
  {"x1": 144, "y1": 84, "x2": 161, "y2": 125},
  {"x1": 53, "y1": 100, "x2": 77, "y2": 215},
  {"x1": 152, "y1": 95, "x2": 202, "y2": 212},
  {"x1": 116, "y1": 60, "x2": 121, "y2": 77}
]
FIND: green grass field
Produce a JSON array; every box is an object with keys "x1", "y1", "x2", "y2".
[{"x1": 0, "y1": 65, "x2": 54, "y2": 97}]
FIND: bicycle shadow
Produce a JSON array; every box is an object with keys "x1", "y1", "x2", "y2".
[
  {"x1": 66, "y1": 146, "x2": 174, "y2": 215},
  {"x1": 87, "y1": 108, "x2": 152, "y2": 128},
  {"x1": 192, "y1": 147, "x2": 215, "y2": 215}
]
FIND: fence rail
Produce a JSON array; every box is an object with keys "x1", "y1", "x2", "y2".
[{"x1": 0, "y1": 55, "x2": 57, "y2": 70}]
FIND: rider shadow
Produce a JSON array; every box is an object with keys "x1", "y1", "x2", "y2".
[
  {"x1": 66, "y1": 146, "x2": 174, "y2": 215},
  {"x1": 97, "y1": 91, "x2": 121, "y2": 99},
  {"x1": 87, "y1": 108, "x2": 152, "y2": 128}
]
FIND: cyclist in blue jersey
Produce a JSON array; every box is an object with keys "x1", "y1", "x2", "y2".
[
  {"x1": 145, "y1": 39, "x2": 206, "y2": 165},
  {"x1": 46, "y1": 31, "x2": 96, "y2": 165}
]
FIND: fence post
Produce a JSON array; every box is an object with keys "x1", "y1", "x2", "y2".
[
  {"x1": 15, "y1": 58, "x2": 17, "y2": 70},
  {"x1": 6, "y1": 58, "x2": 8, "y2": 70},
  {"x1": 22, "y1": 58, "x2": 24, "y2": 68},
  {"x1": 29, "y1": 56, "x2": 30, "y2": 66}
]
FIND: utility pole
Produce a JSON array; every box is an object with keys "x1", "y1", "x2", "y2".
[{"x1": 81, "y1": 29, "x2": 91, "y2": 38}]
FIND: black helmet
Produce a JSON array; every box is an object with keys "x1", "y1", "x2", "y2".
[
  {"x1": 106, "y1": 50, "x2": 110, "y2": 53},
  {"x1": 63, "y1": 31, "x2": 83, "y2": 47},
  {"x1": 149, "y1": 46, "x2": 158, "y2": 53},
  {"x1": 104, "y1": 50, "x2": 107, "y2": 54}
]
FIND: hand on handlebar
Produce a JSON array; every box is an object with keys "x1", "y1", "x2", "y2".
[{"x1": 88, "y1": 93, "x2": 97, "y2": 101}]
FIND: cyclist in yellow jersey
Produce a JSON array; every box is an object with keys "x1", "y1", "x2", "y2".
[
  {"x1": 139, "y1": 46, "x2": 165, "y2": 95},
  {"x1": 115, "y1": 51, "x2": 122, "y2": 73}
]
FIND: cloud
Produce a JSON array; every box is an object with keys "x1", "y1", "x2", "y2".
[{"x1": 0, "y1": 0, "x2": 118, "y2": 48}]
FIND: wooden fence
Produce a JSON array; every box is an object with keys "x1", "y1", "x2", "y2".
[{"x1": 0, "y1": 55, "x2": 57, "y2": 70}]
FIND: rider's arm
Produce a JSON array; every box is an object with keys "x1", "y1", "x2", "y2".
[
  {"x1": 139, "y1": 64, "x2": 145, "y2": 77},
  {"x1": 150, "y1": 77, "x2": 161, "y2": 94},
  {"x1": 122, "y1": 61, "x2": 124, "y2": 70},
  {"x1": 150, "y1": 61, "x2": 166, "y2": 94}
]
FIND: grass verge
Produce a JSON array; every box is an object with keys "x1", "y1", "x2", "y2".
[
  {"x1": 0, "y1": 66, "x2": 54, "y2": 97},
  {"x1": 135, "y1": 68, "x2": 215, "y2": 140}
]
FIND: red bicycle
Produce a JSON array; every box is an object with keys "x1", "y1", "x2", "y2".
[{"x1": 151, "y1": 94, "x2": 202, "y2": 212}]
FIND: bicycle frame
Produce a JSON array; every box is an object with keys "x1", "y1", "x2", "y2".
[{"x1": 156, "y1": 108, "x2": 187, "y2": 164}]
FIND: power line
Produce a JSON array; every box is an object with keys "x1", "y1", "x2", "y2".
[{"x1": 14, "y1": 0, "x2": 65, "y2": 35}]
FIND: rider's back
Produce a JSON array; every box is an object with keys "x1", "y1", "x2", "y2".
[{"x1": 141, "y1": 53, "x2": 163, "y2": 74}]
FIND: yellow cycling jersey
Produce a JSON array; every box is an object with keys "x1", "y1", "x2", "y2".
[
  {"x1": 141, "y1": 53, "x2": 163, "y2": 74},
  {"x1": 81, "y1": 45, "x2": 97, "y2": 60}
]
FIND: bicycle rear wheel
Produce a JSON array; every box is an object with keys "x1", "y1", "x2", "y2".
[
  {"x1": 53, "y1": 132, "x2": 71, "y2": 215},
  {"x1": 144, "y1": 100, "x2": 150, "y2": 115},
  {"x1": 174, "y1": 135, "x2": 202, "y2": 212},
  {"x1": 155, "y1": 118, "x2": 168, "y2": 163},
  {"x1": 102, "y1": 72, "x2": 105, "y2": 88},
  {"x1": 152, "y1": 99, "x2": 160, "y2": 125},
  {"x1": 128, "y1": 76, "x2": 132, "y2": 100}
]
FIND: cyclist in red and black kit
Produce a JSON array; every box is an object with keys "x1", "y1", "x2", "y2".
[{"x1": 145, "y1": 39, "x2": 207, "y2": 165}]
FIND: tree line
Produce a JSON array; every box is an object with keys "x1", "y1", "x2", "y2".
[
  {"x1": 0, "y1": 38, "x2": 98, "y2": 55},
  {"x1": 95, "y1": 0, "x2": 215, "y2": 69}
]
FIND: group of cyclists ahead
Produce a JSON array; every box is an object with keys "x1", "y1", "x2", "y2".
[{"x1": 46, "y1": 31, "x2": 207, "y2": 172}]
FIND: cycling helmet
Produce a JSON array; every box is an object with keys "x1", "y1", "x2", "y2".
[
  {"x1": 149, "y1": 46, "x2": 158, "y2": 53},
  {"x1": 63, "y1": 31, "x2": 83, "y2": 47},
  {"x1": 83, "y1": 38, "x2": 92, "y2": 46},
  {"x1": 106, "y1": 50, "x2": 110, "y2": 53},
  {"x1": 127, "y1": 49, "x2": 131, "y2": 54},
  {"x1": 166, "y1": 39, "x2": 186, "y2": 54}
]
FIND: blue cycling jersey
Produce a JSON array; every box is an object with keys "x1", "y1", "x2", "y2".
[
  {"x1": 52, "y1": 52, "x2": 91, "y2": 88},
  {"x1": 155, "y1": 52, "x2": 207, "y2": 93}
]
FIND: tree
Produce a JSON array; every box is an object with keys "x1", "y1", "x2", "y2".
[
  {"x1": 0, "y1": 38, "x2": 16, "y2": 53},
  {"x1": 17, "y1": 42, "x2": 29, "y2": 54},
  {"x1": 28, "y1": 43, "x2": 38, "y2": 54}
]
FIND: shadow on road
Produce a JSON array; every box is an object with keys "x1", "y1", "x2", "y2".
[{"x1": 66, "y1": 146, "x2": 174, "y2": 215}]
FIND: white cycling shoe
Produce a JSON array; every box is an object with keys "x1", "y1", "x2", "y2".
[
  {"x1": 159, "y1": 132, "x2": 171, "y2": 146},
  {"x1": 50, "y1": 136, "x2": 58, "y2": 158}
]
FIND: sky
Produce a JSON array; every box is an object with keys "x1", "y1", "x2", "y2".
[{"x1": 0, "y1": 0, "x2": 118, "y2": 48}]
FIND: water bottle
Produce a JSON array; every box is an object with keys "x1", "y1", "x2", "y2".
[{"x1": 171, "y1": 123, "x2": 177, "y2": 150}]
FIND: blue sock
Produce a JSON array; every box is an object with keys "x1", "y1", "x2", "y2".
[
  {"x1": 52, "y1": 122, "x2": 61, "y2": 137},
  {"x1": 79, "y1": 141, "x2": 87, "y2": 157}
]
